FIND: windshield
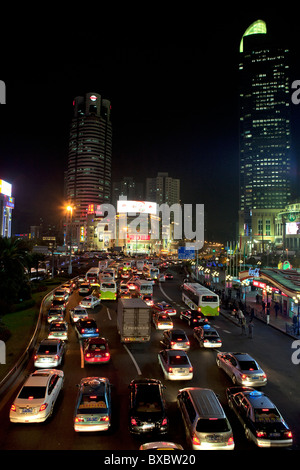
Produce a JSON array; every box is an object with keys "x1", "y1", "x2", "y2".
[
  {"x1": 239, "y1": 360, "x2": 259, "y2": 371},
  {"x1": 37, "y1": 344, "x2": 58, "y2": 354},
  {"x1": 254, "y1": 408, "x2": 282, "y2": 423},
  {"x1": 78, "y1": 394, "x2": 108, "y2": 414},
  {"x1": 19, "y1": 386, "x2": 46, "y2": 399},
  {"x1": 169, "y1": 355, "x2": 188, "y2": 365}
]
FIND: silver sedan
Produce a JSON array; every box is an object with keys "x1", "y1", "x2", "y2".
[
  {"x1": 216, "y1": 352, "x2": 267, "y2": 387},
  {"x1": 158, "y1": 349, "x2": 193, "y2": 380}
]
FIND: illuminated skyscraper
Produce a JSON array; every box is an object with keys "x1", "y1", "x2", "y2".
[
  {"x1": 65, "y1": 92, "x2": 112, "y2": 244},
  {"x1": 238, "y1": 20, "x2": 292, "y2": 251}
]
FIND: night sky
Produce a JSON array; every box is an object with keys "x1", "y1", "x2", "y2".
[{"x1": 1, "y1": 10, "x2": 300, "y2": 244}]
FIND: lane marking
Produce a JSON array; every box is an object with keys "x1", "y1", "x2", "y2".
[
  {"x1": 106, "y1": 307, "x2": 111, "y2": 320},
  {"x1": 123, "y1": 344, "x2": 142, "y2": 375},
  {"x1": 158, "y1": 282, "x2": 174, "y2": 302},
  {"x1": 80, "y1": 340, "x2": 84, "y2": 368}
]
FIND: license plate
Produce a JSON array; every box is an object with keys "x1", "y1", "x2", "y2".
[
  {"x1": 270, "y1": 432, "x2": 280, "y2": 437},
  {"x1": 86, "y1": 417, "x2": 98, "y2": 422},
  {"x1": 22, "y1": 408, "x2": 33, "y2": 413}
]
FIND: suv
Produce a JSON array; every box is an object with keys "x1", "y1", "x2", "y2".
[
  {"x1": 177, "y1": 387, "x2": 234, "y2": 450},
  {"x1": 129, "y1": 378, "x2": 168, "y2": 435}
]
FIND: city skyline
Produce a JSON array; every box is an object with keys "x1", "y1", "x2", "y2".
[{"x1": 1, "y1": 13, "x2": 300, "y2": 244}]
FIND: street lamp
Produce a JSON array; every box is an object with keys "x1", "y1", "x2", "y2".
[{"x1": 66, "y1": 205, "x2": 74, "y2": 275}]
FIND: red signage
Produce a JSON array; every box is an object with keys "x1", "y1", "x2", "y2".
[
  {"x1": 253, "y1": 280, "x2": 267, "y2": 289},
  {"x1": 127, "y1": 234, "x2": 150, "y2": 241}
]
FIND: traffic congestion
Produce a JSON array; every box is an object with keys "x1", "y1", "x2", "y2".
[{"x1": 0, "y1": 255, "x2": 298, "y2": 451}]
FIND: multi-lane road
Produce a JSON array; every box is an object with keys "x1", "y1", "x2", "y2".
[{"x1": 0, "y1": 266, "x2": 300, "y2": 452}]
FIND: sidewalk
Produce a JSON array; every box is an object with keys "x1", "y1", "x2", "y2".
[{"x1": 220, "y1": 290, "x2": 300, "y2": 340}]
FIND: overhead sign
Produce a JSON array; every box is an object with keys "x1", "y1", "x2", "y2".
[
  {"x1": 0, "y1": 179, "x2": 12, "y2": 197},
  {"x1": 178, "y1": 247, "x2": 195, "y2": 260}
]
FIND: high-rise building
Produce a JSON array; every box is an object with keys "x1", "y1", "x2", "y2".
[
  {"x1": 65, "y1": 92, "x2": 112, "y2": 245},
  {"x1": 0, "y1": 179, "x2": 14, "y2": 237},
  {"x1": 112, "y1": 177, "x2": 144, "y2": 208},
  {"x1": 238, "y1": 20, "x2": 292, "y2": 252},
  {"x1": 146, "y1": 172, "x2": 180, "y2": 205}
]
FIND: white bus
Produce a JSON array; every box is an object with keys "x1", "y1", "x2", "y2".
[
  {"x1": 135, "y1": 279, "x2": 153, "y2": 305},
  {"x1": 86, "y1": 267, "x2": 100, "y2": 283},
  {"x1": 143, "y1": 265, "x2": 160, "y2": 281},
  {"x1": 101, "y1": 267, "x2": 116, "y2": 281},
  {"x1": 181, "y1": 283, "x2": 219, "y2": 316},
  {"x1": 100, "y1": 278, "x2": 117, "y2": 300}
]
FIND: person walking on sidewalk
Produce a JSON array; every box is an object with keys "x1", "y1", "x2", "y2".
[
  {"x1": 248, "y1": 319, "x2": 254, "y2": 338},
  {"x1": 237, "y1": 308, "x2": 244, "y2": 325}
]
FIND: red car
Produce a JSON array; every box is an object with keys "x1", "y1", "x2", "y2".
[
  {"x1": 152, "y1": 301, "x2": 177, "y2": 316},
  {"x1": 83, "y1": 337, "x2": 110, "y2": 364}
]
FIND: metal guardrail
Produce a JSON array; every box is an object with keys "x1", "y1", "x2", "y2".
[{"x1": 0, "y1": 279, "x2": 78, "y2": 399}]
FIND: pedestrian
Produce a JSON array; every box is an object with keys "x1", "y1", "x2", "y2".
[
  {"x1": 248, "y1": 319, "x2": 254, "y2": 338},
  {"x1": 266, "y1": 307, "x2": 270, "y2": 325},
  {"x1": 237, "y1": 308, "x2": 244, "y2": 324},
  {"x1": 261, "y1": 300, "x2": 265, "y2": 312},
  {"x1": 241, "y1": 316, "x2": 247, "y2": 335},
  {"x1": 274, "y1": 302, "x2": 279, "y2": 318}
]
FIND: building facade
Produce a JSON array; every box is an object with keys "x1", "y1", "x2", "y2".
[
  {"x1": 0, "y1": 179, "x2": 14, "y2": 238},
  {"x1": 238, "y1": 20, "x2": 292, "y2": 253},
  {"x1": 64, "y1": 92, "x2": 112, "y2": 246},
  {"x1": 146, "y1": 172, "x2": 180, "y2": 206}
]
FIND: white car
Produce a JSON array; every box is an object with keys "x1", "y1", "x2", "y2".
[
  {"x1": 70, "y1": 306, "x2": 89, "y2": 324},
  {"x1": 9, "y1": 369, "x2": 64, "y2": 423},
  {"x1": 158, "y1": 349, "x2": 193, "y2": 381},
  {"x1": 216, "y1": 352, "x2": 267, "y2": 387},
  {"x1": 47, "y1": 321, "x2": 68, "y2": 341},
  {"x1": 34, "y1": 339, "x2": 65, "y2": 368},
  {"x1": 79, "y1": 295, "x2": 101, "y2": 309}
]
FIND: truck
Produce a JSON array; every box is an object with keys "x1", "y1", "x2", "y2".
[{"x1": 117, "y1": 298, "x2": 151, "y2": 343}]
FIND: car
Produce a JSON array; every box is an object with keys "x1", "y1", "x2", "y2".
[
  {"x1": 69, "y1": 306, "x2": 89, "y2": 324},
  {"x1": 153, "y1": 301, "x2": 177, "y2": 316},
  {"x1": 139, "y1": 441, "x2": 183, "y2": 450},
  {"x1": 194, "y1": 325, "x2": 222, "y2": 348},
  {"x1": 78, "y1": 282, "x2": 91, "y2": 295},
  {"x1": 53, "y1": 289, "x2": 69, "y2": 301},
  {"x1": 226, "y1": 387, "x2": 293, "y2": 448},
  {"x1": 152, "y1": 312, "x2": 173, "y2": 330},
  {"x1": 10, "y1": 369, "x2": 64, "y2": 423},
  {"x1": 34, "y1": 339, "x2": 65, "y2": 368},
  {"x1": 83, "y1": 337, "x2": 110, "y2": 364},
  {"x1": 161, "y1": 329, "x2": 190, "y2": 350},
  {"x1": 48, "y1": 321, "x2": 68, "y2": 341},
  {"x1": 127, "y1": 279, "x2": 138, "y2": 291},
  {"x1": 74, "y1": 377, "x2": 112, "y2": 432},
  {"x1": 50, "y1": 299, "x2": 67, "y2": 314},
  {"x1": 118, "y1": 282, "x2": 129, "y2": 294},
  {"x1": 180, "y1": 309, "x2": 209, "y2": 327},
  {"x1": 216, "y1": 352, "x2": 267, "y2": 387},
  {"x1": 164, "y1": 272, "x2": 173, "y2": 280},
  {"x1": 129, "y1": 378, "x2": 168, "y2": 435},
  {"x1": 75, "y1": 318, "x2": 99, "y2": 339},
  {"x1": 79, "y1": 295, "x2": 101, "y2": 309},
  {"x1": 158, "y1": 349, "x2": 193, "y2": 380},
  {"x1": 47, "y1": 307, "x2": 65, "y2": 323}
]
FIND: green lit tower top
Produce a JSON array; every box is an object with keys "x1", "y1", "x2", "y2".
[{"x1": 239, "y1": 19, "x2": 292, "y2": 242}]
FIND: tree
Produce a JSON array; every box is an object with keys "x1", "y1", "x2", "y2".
[{"x1": 0, "y1": 237, "x2": 31, "y2": 314}]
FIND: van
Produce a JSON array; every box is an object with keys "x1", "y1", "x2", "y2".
[{"x1": 177, "y1": 387, "x2": 234, "y2": 450}]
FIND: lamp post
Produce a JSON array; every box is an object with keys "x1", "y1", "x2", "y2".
[{"x1": 66, "y1": 205, "x2": 74, "y2": 275}]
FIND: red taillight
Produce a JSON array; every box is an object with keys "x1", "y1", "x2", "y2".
[
  {"x1": 100, "y1": 416, "x2": 109, "y2": 422},
  {"x1": 10, "y1": 404, "x2": 16, "y2": 412},
  {"x1": 39, "y1": 403, "x2": 48, "y2": 412},
  {"x1": 34, "y1": 355, "x2": 37, "y2": 360},
  {"x1": 186, "y1": 341, "x2": 190, "y2": 346},
  {"x1": 171, "y1": 341, "x2": 176, "y2": 346},
  {"x1": 256, "y1": 431, "x2": 266, "y2": 438},
  {"x1": 168, "y1": 367, "x2": 173, "y2": 373},
  {"x1": 285, "y1": 431, "x2": 293, "y2": 439},
  {"x1": 54, "y1": 355, "x2": 59, "y2": 360},
  {"x1": 75, "y1": 417, "x2": 84, "y2": 423},
  {"x1": 192, "y1": 433, "x2": 201, "y2": 446},
  {"x1": 81, "y1": 329, "x2": 85, "y2": 334},
  {"x1": 189, "y1": 367, "x2": 193, "y2": 372},
  {"x1": 162, "y1": 418, "x2": 168, "y2": 426},
  {"x1": 227, "y1": 436, "x2": 234, "y2": 446},
  {"x1": 131, "y1": 418, "x2": 137, "y2": 426}
]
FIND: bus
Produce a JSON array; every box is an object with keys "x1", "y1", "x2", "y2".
[
  {"x1": 143, "y1": 265, "x2": 160, "y2": 281},
  {"x1": 181, "y1": 283, "x2": 219, "y2": 316},
  {"x1": 135, "y1": 279, "x2": 153, "y2": 305},
  {"x1": 100, "y1": 278, "x2": 117, "y2": 300},
  {"x1": 86, "y1": 267, "x2": 100, "y2": 283},
  {"x1": 101, "y1": 267, "x2": 116, "y2": 281}
]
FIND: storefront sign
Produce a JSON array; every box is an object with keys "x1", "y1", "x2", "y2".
[
  {"x1": 253, "y1": 280, "x2": 266, "y2": 289},
  {"x1": 248, "y1": 267, "x2": 260, "y2": 277}
]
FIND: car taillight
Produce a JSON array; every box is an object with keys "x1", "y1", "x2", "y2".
[
  {"x1": 186, "y1": 341, "x2": 190, "y2": 346},
  {"x1": 256, "y1": 431, "x2": 267, "y2": 438},
  {"x1": 96, "y1": 328, "x2": 99, "y2": 333},
  {"x1": 192, "y1": 433, "x2": 201, "y2": 446},
  {"x1": 10, "y1": 404, "x2": 16, "y2": 412},
  {"x1": 54, "y1": 355, "x2": 59, "y2": 360},
  {"x1": 75, "y1": 417, "x2": 84, "y2": 423},
  {"x1": 81, "y1": 329, "x2": 85, "y2": 333},
  {"x1": 284, "y1": 431, "x2": 293, "y2": 439},
  {"x1": 34, "y1": 355, "x2": 37, "y2": 360},
  {"x1": 131, "y1": 418, "x2": 138, "y2": 426},
  {"x1": 100, "y1": 416, "x2": 109, "y2": 422},
  {"x1": 105, "y1": 353, "x2": 110, "y2": 358},
  {"x1": 168, "y1": 367, "x2": 173, "y2": 373},
  {"x1": 86, "y1": 353, "x2": 91, "y2": 358},
  {"x1": 189, "y1": 367, "x2": 193, "y2": 372},
  {"x1": 39, "y1": 403, "x2": 48, "y2": 412},
  {"x1": 227, "y1": 436, "x2": 234, "y2": 446},
  {"x1": 162, "y1": 418, "x2": 168, "y2": 426},
  {"x1": 171, "y1": 341, "x2": 176, "y2": 345}
]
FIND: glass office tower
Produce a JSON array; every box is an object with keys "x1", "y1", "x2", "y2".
[{"x1": 239, "y1": 20, "x2": 292, "y2": 251}]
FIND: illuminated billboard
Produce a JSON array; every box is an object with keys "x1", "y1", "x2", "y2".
[
  {"x1": 286, "y1": 222, "x2": 300, "y2": 235},
  {"x1": 117, "y1": 200, "x2": 157, "y2": 215},
  {"x1": 0, "y1": 179, "x2": 12, "y2": 197}
]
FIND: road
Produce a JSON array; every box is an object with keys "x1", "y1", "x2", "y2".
[{"x1": 0, "y1": 266, "x2": 299, "y2": 452}]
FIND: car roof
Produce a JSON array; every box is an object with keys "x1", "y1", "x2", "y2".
[
  {"x1": 165, "y1": 349, "x2": 187, "y2": 356},
  {"x1": 232, "y1": 352, "x2": 256, "y2": 362},
  {"x1": 241, "y1": 390, "x2": 275, "y2": 409},
  {"x1": 25, "y1": 370, "x2": 54, "y2": 387},
  {"x1": 39, "y1": 339, "x2": 61, "y2": 345},
  {"x1": 80, "y1": 377, "x2": 108, "y2": 393}
]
